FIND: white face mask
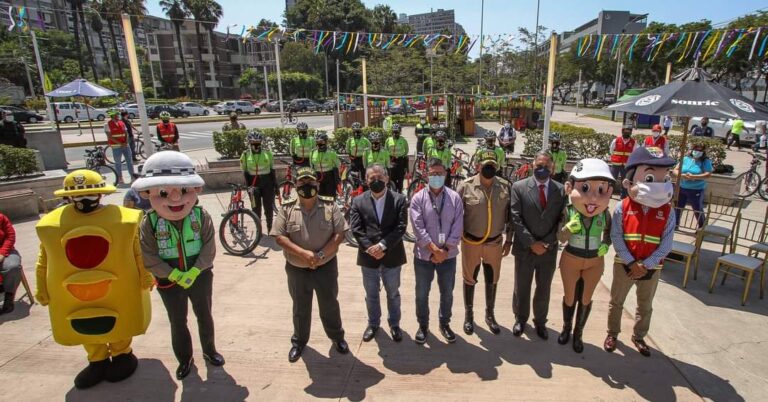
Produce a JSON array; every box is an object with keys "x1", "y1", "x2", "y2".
[
  {"x1": 653, "y1": 131, "x2": 661, "y2": 138},
  {"x1": 633, "y1": 181, "x2": 673, "y2": 208}
]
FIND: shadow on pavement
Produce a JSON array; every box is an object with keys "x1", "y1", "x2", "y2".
[
  {"x1": 180, "y1": 363, "x2": 249, "y2": 402},
  {"x1": 0, "y1": 301, "x2": 32, "y2": 324},
  {"x1": 65, "y1": 358, "x2": 177, "y2": 402},
  {"x1": 301, "y1": 346, "x2": 384, "y2": 402}
]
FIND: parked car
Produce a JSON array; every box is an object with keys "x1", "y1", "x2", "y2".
[
  {"x1": 389, "y1": 104, "x2": 417, "y2": 115},
  {"x1": 51, "y1": 102, "x2": 108, "y2": 123},
  {"x1": 213, "y1": 100, "x2": 260, "y2": 115},
  {"x1": 117, "y1": 103, "x2": 149, "y2": 119},
  {"x1": 289, "y1": 98, "x2": 321, "y2": 113},
  {"x1": 175, "y1": 102, "x2": 209, "y2": 116},
  {"x1": 265, "y1": 100, "x2": 290, "y2": 112},
  {"x1": 0, "y1": 105, "x2": 45, "y2": 124},
  {"x1": 250, "y1": 99, "x2": 269, "y2": 108},
  {"x1": 689, "y1": 116, "x2": 761, "y2": 143},
  {"x1": 147, "y1": 104, "x2": 190, "y2": 119},
  {"x1": 320, "y1": 100, "x2": 337, "y2": 112}
]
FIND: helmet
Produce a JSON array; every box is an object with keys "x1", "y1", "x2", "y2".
[
  {"x1": 549, "y1": 132, "x2": 561, "y2": 142},
  {"x1": 368, "y1": 131, "x2": 382, "y2": 143},
  {"x1": 392, "y1": 123, "x2": 401, "y2": 133},
  {"x1": 652, "y1": 124, "x2": 662, "y2": 132},
  {"x1": 55, "y1": 169, "x2": 116, "y2": 197},
  {"x1": 159, "y1": 111, "x2": 171, "y2": 120},
  {"x1": 247, "y1": 131, "x2": 263, "y2": 143},
  {"x1": 435, "y1": 131, "x2": 447, "y2": 141},
  {"x1": 351, "y1": 122, "x2": 362, "y2": 131},
  {"x1": 229, "y1": 112, "x2": 238, "y2": 118},
  {"x1": 297, "y1": 122, "x2": 308, "y2": 131},
  {"x1": 484, "y1": 130, "x2": 496, "y2": 139},
  {"x1": 106, "y1": 108, "x2": 120, "y2": 117},
  {"x1": 315, "y1": 131, "x2": 329, "y2": 142}
]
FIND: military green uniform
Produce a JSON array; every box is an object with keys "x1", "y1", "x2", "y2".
[
  {"x1": 346, "y1": 136, "x2": 370, "y2": 178},
  {"x1": 222, "y1": 122, "x2": 246, "y2": 132},
  {"x1": 385, "y1": 136, "x2": 409, "y2": 192},
  {"x1": 310, "y1": 149, "x2": 340, "y2": 198},
  {"x1": 240, "y1": 148, "x2": 277, "y2": 231},
  {"x1": 290, "y1": 136, "x2": 315, "y2": 167}
]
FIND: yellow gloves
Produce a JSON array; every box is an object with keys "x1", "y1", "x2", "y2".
[
  {"x1": 598, "y1": 243, "x2": 610, "y2": 257},
  {"x1": 169, "y1": 267, "x2": 202, "y2": 289},
  {"x1": 565, "y1": 213, "x2": 582, "y2": 234}
]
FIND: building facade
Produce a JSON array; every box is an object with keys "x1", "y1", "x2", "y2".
[{"x1": 397, "y1": 9, "x2": 466, "y2": 36}]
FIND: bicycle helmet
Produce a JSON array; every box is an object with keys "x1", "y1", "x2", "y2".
[
  {"x1": 106, "y1": 108, "x2": 120, "y2": 117},
  {"x1": 435, "y1": 131, "x2": 447, "y2": 148},
  {"x1": 315, "y1": 131, "x2": 329, "y2": 143},
  {"x1": 368, "y1": 131, "x2": 382, "y2": 144},
  {"x1": 549, "y1": 132, "x2": 561, "y2": 142},
  {"x1": 391, "y1": 123, "x2": 401, "y2": 133},
  {"x1": 351, "y1": 122, "x2": 362, "y2": 131},
  {"x1": 247, "y1": 131, "x2": 263, "y2": 143},
  {"x1": 297, "y1": 122, "x2": 308, "y2": 132},
  {"x1": 159, "y1": 111, "x2": 171, "y2": 120}
]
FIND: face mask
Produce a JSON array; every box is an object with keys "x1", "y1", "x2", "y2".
[
  {"x1": 481, "y1": 164, "x2": 496, "y2": 179},
  {"x1": 436, "y1": 141, "x2": 445, "y2": 149},
  {"x1": 534, "y1": 166, "x2": 551, "y2": 181},
  {"x1": 296, "y1": 183, "x2": 317, "y2": 199},
  {"x1": 72, "y1": 195, "x2": 100, "y2": 213},
  {"x1": 486, "y1": 140, "x2": 495, "y2": 147},
  {"x1": 504, "y1": 124, "x2": 510, "y2": 129},
  {"x1": 317, "y1": 144, "x2": 327, "y2": 152},
  {"x1": 420, "y1": 120, "x2": 426, "y2": 125},
  {"x1": 692, "y1": 150, "x2": 703, "y2": 159},
  {"x1": 653, "y1": 132, "x2": 661, "y2": 138},
  {"x1": 372, "y1": 144, "x2": 381, "y2": 151},
  {"x1": 250, "y1": 144, "x2": 261, "y2": 152},
  {"x1": 428, "y1": 174, "x2": 445, "y2": 189},
  {"x1": 299, "y1": 132, "x2": 307, "y2": 138},
  {"x1": 393, "y1": 132, "x2": 400, "y2": 138},
  {"x1": 622, "y1": 131, "x2": 631, "y2": 139},
  {"x1": 633, "y1": 181, "x2": 674, "y2": 208},
  {"x1": 369, "y1": 179, "x2": 386, "y2": 193},
  {"x1": 353, "y1": 131, "x2": 361, "y2": 138},
  {"x1": 551, "y1": 144, "x2": 559, "y2": 151}
]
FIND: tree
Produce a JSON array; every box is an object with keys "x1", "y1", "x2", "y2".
[
  {"x1": 160, "y1": 0, "x2": 190, "y2": 96},
  {"x1": 95, "y1": 0, "x2": 147, "y2": 81},
  {"x1": 88, "y1": 8, "x2": 115, "y2": 80},
  {"x1": 238, "y1": 68, "x2": 262, "y2": 94},
  {"x1": 67, "y1": 0, "x2": 86, "y2": 77},
  {"x1": 184, "y1": 0, "x2": 223, "y2": 100},
  {"x1": 370, "y1": 5, "x2": 397, "y2": 33},
  {"x1": 280, "y1": 42, "x2": 324, "y2": 74},
  {"x1": 74, "y1": 0, "x2": 99, "y2": 80},
  {"x1": 268, "y1": 71, "x2": 322, "y2": 99}
]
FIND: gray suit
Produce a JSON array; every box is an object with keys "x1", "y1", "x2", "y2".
[{"x1": 509, "y1": 176, "x2": 566, "y2": 325}]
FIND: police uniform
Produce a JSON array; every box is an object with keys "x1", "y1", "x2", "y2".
[
  {"x1": 290, "y1": 135, "x2": 315, "y2": 167},
  {"x1": 222, "y1": 121, "x2": 246, "y2": 131},
  {"x1": 240, "y1": 147, "x2": 277, "y2": 232},
  {"x1": 346, "y1": 134, "x2": 371, "y2": 178},
  {"x1": 311, "y1": 148, "x2": 340, "y2": 198},
  {"x1": 551, "y1": 149, "x2": 568, "y2": 183},
  {"x1": 385, "y1": 135, "x2": 410, "y2": 192},
  {"x1": 270, "y1": 168, "x2": 348, "y2": 352},
  {"x1": 457, "y1": 152, "x2": 513, "y2": 335},
  {"x1": 415, "y1": 122, "x2": 431, "y2": 154}
]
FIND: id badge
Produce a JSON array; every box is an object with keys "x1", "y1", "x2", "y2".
[{"x1": 438, "y1": 233, "x2": 446, "y2": 245}]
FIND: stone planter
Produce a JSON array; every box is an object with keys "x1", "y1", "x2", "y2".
[
  {"x1": 0, "y1": 169, "x2": 67, "y2": 216},
  {"x1": 206, "y1": 157, "x2": 240, "y2": 170},
  {"x1": 26, "y1": 129, "x2": 67, "y2": 170}
]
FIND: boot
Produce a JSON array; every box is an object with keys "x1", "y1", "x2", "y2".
[
  {"x1": 572, "y1": 301, "x2": 593, "y2": 353},
  {"x1": 558, "y1": 299, "x2": 576, "y2": 345},
  {"x1": 0, "y1": 292, "x2": 15, "y2": 314},
  {"x1": 485, "y1": 283, "x2": 501, "y2": 334},
  {"x1": 74, "y1": 359, "x2": 110, "y2": 389},
  {"x1": 463, "y1": 284, "x2": 475, "y2": 335},
  {"x1": 105, "y1": 351, "x2": 138, "y2": 382}
]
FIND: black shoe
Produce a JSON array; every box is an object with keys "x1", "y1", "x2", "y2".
[
  {"x1": 439, "y1": 324, "x2": 456, "y2": 343},
  {"x1": 203, "y1": 352, "x2": 225, "y2": 366},
  {"x1": 390, "y1": 326, "x2": 403, "y2": 342},
  {"x1": 0, "y1": 292, "x2": 14, "y2": 315},
  {"x1": 74, "y1": 359, "x2": 109, "y2": 389},
  {"x1": 485, "y1": 309, "x2": 500, "y2": 335},
  {"x1": 105, "y1": 352, "x2": 138, "y2": 382},
  {"x1": 535, "y1": 324, "x2": 549, "y2": 340},
  {"x1": 363, "y1": 326, "x2": 378, "y2": 342},
  {"x1": 484, "y1": 284, "x2": 501, "y2": 334},
  {"x1": 512, "y1": 321, "x2": 525, "y2": 337},
  {"x1": 288, "y1": 345, "x2": 304, "y2": 363},
  {"x1": 176, "y1": 357, "x2": 194, "y2": 380},
  {"x1": 463, "y1": 283, "x2": 475, "y2": 335},
  {"x1": 335, "y1": 339, "x2": 349, "y2": 354},
  {"x1": 415, "y1": 326, "x2": 428, "y2": 344},
  {"x1": 558, "y1": 300, "x2": 576, "y2": 345}
]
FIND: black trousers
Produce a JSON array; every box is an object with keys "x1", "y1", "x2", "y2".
[
  {"x1": 416, "y1": 135, "x2": 427, "y2": 155},
  {"x1": 350, "y1": 156, "x2": 365, "y2": 179},
  {"x1": 157, "y1": 269, "x2": 216, "y2": 364},
  {"x1": 286, "y1": 258, "x2": 345, "y2": 346},
  {"x1": 292, "y1": 155, "x2": 310, "y2": 167},
  {"x1": 316, "y1": 170, "x2": 338, "y2": 198},
  {"x1": 513, "y1": 253, "x2": 557, "y2": 326},
  {"x1": 245, "y1": 172, "x2": 276, "y2": 231},
  {"x1": 390, "y1": 156, "x2": 408, "y2": 192}
]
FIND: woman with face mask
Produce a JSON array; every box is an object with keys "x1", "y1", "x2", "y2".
[
  {"x1": 643, "y1": 124, "x2": 669, "y2": 156},
  {"x1": 673, "y1": 144, "x2": 712, "y2": 229},
  {"x1": 240, "y1": 131, "x2": 277, "y2": 233}
]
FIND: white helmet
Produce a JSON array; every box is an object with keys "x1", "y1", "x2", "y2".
[{"x1": 569, "y1": 158, "x2": 615, "y2": 183}]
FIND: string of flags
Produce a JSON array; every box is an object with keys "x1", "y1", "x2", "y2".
[
  {"x1": 574, "y1": 26, "x2": 768, "y2": 63},
  {"x1": 337, "y1": 94, "x2": 535, "y2": 108}
]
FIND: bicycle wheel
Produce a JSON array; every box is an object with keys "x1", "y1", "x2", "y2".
[
  {"x1": 101, "y1": 147, "x2": 114, "y2": 164},
  {"x1": 736, "y1": 171, "x2": 761, "y2": 197},
  {"x1": 218, "y1": 208, "x2": 261, "y2": 256},
  {"x1": 758, "y1": 177, "x2": 768, "y2": 201},
  {"x1": 407, "y1": 178, "x2": 427, "y2": 201},
  {"x1": 91, "y1": 164, "x2": 118, "y2": 186},
  {"x1": 343, "y1": 208, "x2": 359, "y2": 247},
  {"x1": 136, "y1": 139, "x2": 146, "y2": 159}
]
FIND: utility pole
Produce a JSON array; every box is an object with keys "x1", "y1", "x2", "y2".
[
  {"x1": 542, "y1": 32, "x2": 557, "y2": 149},
  {"x1": 576, "y1": 69, "x2": 582, "y2": 116},
  {"x1": 477, "y1": 0, "x2": 484, "y2": 93},
  {"x1": 275, "y1": 39, "x2": 285, "y2": 128},
  {"x1": 263, "y1": 64, "x2": 270, "y2": 103},
  {"x1": 533, "y1": 0, "x2": 541, "y2": 94},
  {"x1": 121, "y1": 14, "x2": 152, "y2": 156},
  {"x1": 30, "y1": 30, "x2": 54, "y2": 128},
  {"x1": 324, "y1": 52, "x2": 329, "y2": 98},
  {"x1": 362, "y1": 57, "x2": 369, "y2": 127}
]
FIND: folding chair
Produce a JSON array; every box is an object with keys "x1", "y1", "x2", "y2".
[
  {"x1": 17, "y1": 266, "x2": 35, "y2": 304},
  {"x1": 708, "y1": 215, "x2": 767, "y2": 305},
  {"x1": 694, "y1": 194, "x2": 744, "y2": 276},
  {"x1": 665, "y1": 207, "x2": 700, "y2": 288}
]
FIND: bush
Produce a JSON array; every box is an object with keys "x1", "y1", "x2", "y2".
[
  {"x1": 92, "y1": 97, "x2": 120, "y2": 108},
  {"x1": 0, "y1": 145, "x2": 39, "y2": 178},
  {"x1": 212, "y1": 129, "x2": 248, "y2": 159},
  {"x1": 391, "y1": 115, "x2": 420, "y2": 126},
  {"x1": 24, "y1": 97, "x2": 47, "y2": 111}
]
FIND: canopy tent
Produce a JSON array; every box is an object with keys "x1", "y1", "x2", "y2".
[{"x1": 45, "y1": 79, "x2": 117, "y2": 144}]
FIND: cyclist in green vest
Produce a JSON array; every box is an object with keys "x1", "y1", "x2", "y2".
[
  {"x1": 290, "y1": 122, "x2": 314, "y2": 167},
  {"x1": 346, "y1": 122, "x2": 370, "y2": 178},
  {"x1": 727, "y1": 118, "x2": 745, "y2": 150},
  {"x1": 385, "y1": 123, "x2": 409, "y2": 192},
  {"x1": 550, "y1": 133, "x2": 568, "y2": 183},
  {"x1": 415, "y1": 116, "x2": 432, "y2": 155},
  {"x1": 473, "y1": 130, "x2": 506, "y2": 175},
  {"x1": 364, "y1": 131, "x2": 391, "y2": 169},
  {"x1": 240, "y1": 131, "x2": 277, "y2": 233},
  {"x1": 383, "y1": 111, "x2": 393, "y2": 132},
  {"x1": 311, "y1": 131, "x2": 340, "y2": 198},
  {"x1": 427, "y1": 130, "x2": 454, "y2": 187}
]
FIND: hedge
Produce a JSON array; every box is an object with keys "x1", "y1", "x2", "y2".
[{"x1": 0, "y1": 145, "x2": 39, "y2": 179}]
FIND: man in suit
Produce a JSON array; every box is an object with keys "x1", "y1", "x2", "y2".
[
  {"x1": 510, "y1": 151, "x2": 567, "y2": 340},
  {"x1": 349, "y1": 164, "x2": 409, "y2": 343}
]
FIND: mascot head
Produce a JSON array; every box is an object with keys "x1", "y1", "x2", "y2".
[
  {"x1": 565, "y1": 159, "x2": 614, "y2": 217},
  {"x1": 622, "y1": 146, "x2": 677, "y2": 208},
  {"x1": 131, "y1": 151, "x2": 204, "y2": 221}
]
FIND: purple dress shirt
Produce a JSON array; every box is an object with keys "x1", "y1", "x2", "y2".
[{"x1": 409, "y1": 186, "x2": 464, "y2": 262}]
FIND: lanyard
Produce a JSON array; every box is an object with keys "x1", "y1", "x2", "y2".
[{"x1": 429, "y1": 190, "x2": 447, "y2": 233}]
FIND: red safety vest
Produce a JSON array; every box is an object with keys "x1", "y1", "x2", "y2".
[
  {"x1": 107, "y1": 119, "x2": 127, "y2": 146},
  {"x1": 610, "y1": 136, "x2": 635, "y2": 166},
  {"x1": 620, "y1": 198, "x2": 670, "y2": 268},
  {"x1": 644, "y1": 135, "x2": 666, "y2": 151},
  {"x1": 157, "y1": 122, "x2": 177, "y2": 143}
]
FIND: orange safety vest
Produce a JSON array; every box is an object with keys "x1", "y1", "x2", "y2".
[
  {"x1": 107, "y1": 119, "x2": 127, "y2": 146},
  {"x1": 610, "y1": 136, "x2": 635, "y2": 166},
  {"x1": 643, "y1": 135, "x2": 666, "y2": 150},
  {"x1": 157, "y1": 122, "x2": 177, "y2": 143},
  {"x1": 619, "y1": 198, "x2": 670, "y2": 268}
]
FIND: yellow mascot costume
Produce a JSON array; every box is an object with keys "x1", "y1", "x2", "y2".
[{"x1": 35, "y1": 169, "x2": 153, "y2": 389}]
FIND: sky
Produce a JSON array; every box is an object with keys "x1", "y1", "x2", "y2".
[{"x1": 146, "y1": 0, "x2": 768, "y2": 58}]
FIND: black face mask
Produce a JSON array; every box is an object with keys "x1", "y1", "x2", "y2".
[
  {"x1": 393, "y1": 132, "x2": 400, "y2": 138},
  {"x1": 250, "y1": 144, "x2": 261, "y2": 152},
  {"x1": 533, "y1": 166, "x2": 551, "y2": 181},
  {"x1": 551, "y1": 143, "x2": 559, "y2": 151},
  {"x1": 436, "y1": 141, "x2": 445, "y2": 149},
  {"x1": 73, "y1": 196, "x2": 100, "y2": 213},
  {"x1": 372, "y1": 144, "x2": 381, "y2": 151},
  {"x1": 486, "y1": 140, "x2": 495, "y2": 147},
  {"x1": 622, "y1": 131, "x2": 632, "y2": 139},
  {"x1": 296, "y1": 183, "x2": 317, "y2": 199},
  {"x1": 299, "y1": 132, "x2": 307, "y2": 138},
  {"x1": 353, "y1": 131, "x2": 361, "y2": 138},
  {"x1": 369, "y1": 179, "x2": 386, "y2": 193},
  {"x1": 317, "y1": 144, "x2": 328, "y2": 152},
  {"x1": 481, "y1": 164, "x2": 497, "y2": 179}
]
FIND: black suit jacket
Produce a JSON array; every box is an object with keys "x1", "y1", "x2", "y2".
[
  {"x1": 349, "y1": 189, "x2": 408, "y2": 268},
  {"x1": 509, "y1": 177, "x2": 567, "y2": 257}
]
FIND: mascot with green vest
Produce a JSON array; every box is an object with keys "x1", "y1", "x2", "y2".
[
  {"x1": 557, "y1": 158, "x2": 614, "y2": 353},
  {"x1": 132, "y1": 151, "x2": 225, "y2": 380},
  {"x1": 604, "y1": 146, "x2": 676, "y2": 357}
]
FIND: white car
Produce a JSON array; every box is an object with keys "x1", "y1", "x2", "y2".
[
  {"x1": 52, "y1": 102, "x2": 108, "y2": 123},
  {"x1": 117, "y1": 103, "x2": 146, "y2": 119},
  {"x1": 214, "y1": 100, "x2": 260, "y2": 115},
  {"x1": 175, "y1": 102, "x2": 210, "y2": 116},
  {"x1": 689, "y1": 117, "x2": 763, "y2": 143}
]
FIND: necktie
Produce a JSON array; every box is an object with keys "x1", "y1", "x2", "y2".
[{"x1": 539, "y1": 184, "x2": 547, "y2": 209}]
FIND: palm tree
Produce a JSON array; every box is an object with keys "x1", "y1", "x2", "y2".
[
  {"x1": 75, "y1": 0, "x2": 99, "y2": 80},
  {"x1": 68, "y1": 0, "x2": 85, "y2": 77},
  {"x1": 184, "y1": 0, "x2": 222, "y2": 100},
  {"x1": 88, "y1": 7, "x2": 115, "y2": 80},
  {"x1": 96, "y1": 0, "x2": 147, "y2": 81},
  {"x1": 371, "y1": 4, "x2": 397, "y2": 33},
  {"x1": 160, "y1": 0, "x2": 191, "y2": 97}
]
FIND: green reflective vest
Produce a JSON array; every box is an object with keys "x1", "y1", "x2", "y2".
[
  {"x1": 311, "y1": 149, "x2": 339, "y2": 172},
  {"x1": 149, "y1": 206, "x2": 203, "y2": 269},
  {"x1": 240, "y1": 149, "x2": 274, "y2": 175},
  {"x1": 428, "y1": 147, "x2": 452, "y2": 167},
  {"x1": 383, "y1": 116, "x2": 393, "y2": 131},
  {"x1": 567, "y1": 206, "x2": 605, "y2": 252},
  {"x1": 385, "y1": 136, "x2": 409, "y2": 157},
  {"x1": 552, "y1": 150, "x2": 568, "y2": 174},
  {"x1": 416, "y1": 123, "x2": 431, "y2": 136},
  {"x1": 290, "y1": 136, "x2": 314, "y2": 158},
  {"x1": 346, "y1": 136, "x2": 371, "y2": 157},
  {"x1": 364, "y1": 149, "x2": 391, "y2": 168},
  {"x1": 422, "y1": 137, "x2": 435, "y2": 155}
]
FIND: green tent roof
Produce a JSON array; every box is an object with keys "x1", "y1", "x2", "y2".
[{"x1": 617, "y1": 89, "x2": 646, "y2": 101}]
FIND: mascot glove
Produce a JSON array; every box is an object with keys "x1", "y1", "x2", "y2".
[
  {"x1": 598, "y1": 243, "x2": 610, "y2": 257},
  {"x1": 36, "y1": 290, "x2": 50, "y2": 306},
  {"x1": 168, "y1": 268, "x2": 185, "y2": 283},
  {"x1": 178, "y1": 267, "x2": 202, "y2": 289},
  {"x1": 565, "y1": 215, "x2": 582, "y2": 234}
]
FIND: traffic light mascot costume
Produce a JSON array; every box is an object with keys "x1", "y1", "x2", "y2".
[
  {"x1": 35, "y1": 169, "x2": 153, "y2": 389},
  {"x1": 556, "y1": 159, "x2": 614, "y2": 353}
]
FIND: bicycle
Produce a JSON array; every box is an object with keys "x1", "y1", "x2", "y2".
[
  {"x1": 90, "y1": 144, "x2": 114, "y2": 164},
  {"x1": 84, "y1": 147, "x2": 118, "y2": 186},
  {"x1": 506, "y1": 157, "x2": 532, "y2": 184},
  {"x1": 281, "y1": 114, "x2": 298, "y2": 125},
  {"x1": 737, "y1": 152, "x2": 763, "y2": 198},
  {"x1": 219, "y1": 182, "x2": 261, "y2": 256}
]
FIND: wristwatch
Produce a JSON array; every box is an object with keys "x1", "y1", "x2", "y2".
[{"x1": 317, "y1": 250, "x2": 325, "y2": 260}]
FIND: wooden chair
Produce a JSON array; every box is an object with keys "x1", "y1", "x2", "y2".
[
  {"x1": 0, "y1": 265, "x2": 35, "y2": 305},
  {"x1": 708, "y1": 215, "x2": 768, "y2": 305},
  {"x1": 694, "y1": 194, "x2": 744, "y2": 276},
  {"x1": 665, "y1": 207, "x2": 700, "y2": 288}
]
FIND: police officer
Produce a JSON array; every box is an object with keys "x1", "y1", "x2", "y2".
[
  {"x1": 474, "y1": 131, "x2": 505, "y2": 174},
  {"x1": 290, "y1": 122, "x2": 314, "y2": 167},
  {"x1": 422, "y1": 124, "x2": 439, "y2": 155},
  {"x1": 156, "y1": 111, "x2": 180, "y2": 151},
  {"x1": 364, "y1": 132, "x2": 390, "y2": 169},
  {"x1": 415, "y1": 116, "x2": 432, "y2": 155},
  {"x1": 427, "y1": 131, "x2": 454, "y2": 188},
  {"x1": 550, "y1": 133, "x2": 568, "y2": 183},
  {"x1": 458, "y1": 151, "x2": 513, "y2": 336},
  {"x1": 271, "y1": 167, "x2": 349, "y2": 363},
  {"x1": 385, "y1": 123, "x2": 409, "y2": 192},
  {"x1": 346, "y1": 122, "x2": 370, "y2": 178},
  {"x1": 311, "y1": 131, "x2": 340, "y2": 198},
  {"x1": 222, "y1": 112, "x2": 246, "y2": 131},
  {"x1": 240, "y1": 131, "x2": 277, "y2": 233}
]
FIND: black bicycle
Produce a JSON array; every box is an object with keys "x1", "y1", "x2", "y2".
[
  {"x1": 219, "y1": 183, "x2": 261, "y2": 255},
  {"x1": 84, "y1": 147, "x2": 118, "y2": 186}
]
